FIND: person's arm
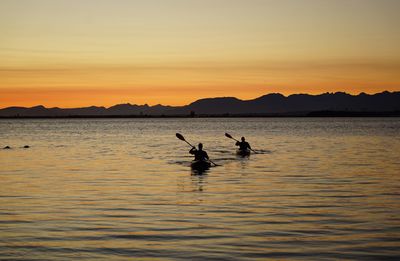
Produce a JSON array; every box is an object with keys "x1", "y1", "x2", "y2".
[
  {"x1": 235, "y1": 141, "x2": 240, "y2": 146},
  {"x1": 189, "y1": 147, "x2": 196, "y2": 154},
  {"x1": 247, "y1": 143, "x2": 252, "y2": 150},
  {"x1": 205, "y1": 152, "x2": 209, "y2": 159}
]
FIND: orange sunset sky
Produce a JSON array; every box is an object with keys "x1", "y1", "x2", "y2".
[{"x1": 1, "y1": 0, "x2": 400, "y2": 108}]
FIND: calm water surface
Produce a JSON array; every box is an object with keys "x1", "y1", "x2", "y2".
[{"x1": 1, "y1": 118, "x2": 400, "y2": 260}]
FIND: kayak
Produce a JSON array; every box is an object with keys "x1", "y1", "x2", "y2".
[
  {"x1": 191, "y1": 160, "x2": 211, "y2": 170},
  {"x1": 236, "y1": 149, "x2": 251, "y2": 156}
]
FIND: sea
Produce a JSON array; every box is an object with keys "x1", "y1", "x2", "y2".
[{"x1": 1, "y1": 117, "x2": 399, "y2": 260}]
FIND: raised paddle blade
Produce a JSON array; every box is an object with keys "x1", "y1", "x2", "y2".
[
  {"x1": 225, "y1": 133, "x2": 233, "y2": 139},
  {"x1": 176, "y1": 133, "x2": 185, "y2": 141}
]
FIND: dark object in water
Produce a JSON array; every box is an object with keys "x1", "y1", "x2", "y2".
[
  {"x1": 23, "y1": 145, "x2": 30, "y2": 148},
  {"x1": 3, "y1": 146, "x2": 11, "y2": 149},
  {"x1": 176, "y1": 132, "x2": 219, "y2": 167},
  {"x1": 236, "y1": 149, "x2": 251, "y2": 156},
  {"x1": 225, "y1": 132, "x2": 257, "y2": 154},
  {"x1": 191, "y1": 160, "x2": 211, "y2": 170}
]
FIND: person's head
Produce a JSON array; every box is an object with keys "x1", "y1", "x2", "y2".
[
  {"x1": 198, "y1": 143, "x2": 203, "y2": 150},
  {"x1": 241, "y1": 137, "x2": 245, "y2": 142}
]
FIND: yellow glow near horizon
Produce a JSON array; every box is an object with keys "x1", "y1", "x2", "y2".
[{"x1": 1, "y1": 0, "x2": 400, "y2": 108}]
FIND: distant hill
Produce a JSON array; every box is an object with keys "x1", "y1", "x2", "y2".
[{"x1": 1, "y1": 91, "x2": 399, "y2": 117}]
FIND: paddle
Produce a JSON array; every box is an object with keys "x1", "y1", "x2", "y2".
[
  {"x1": 225, "y1": 132, "x2": 257, "y2": 154},
  {"x1": 176, "y1": 133, "x2": 194, "y2": 148},
  {"x1": 175, "y1": 133, "x2": 219, "y2": 166}
]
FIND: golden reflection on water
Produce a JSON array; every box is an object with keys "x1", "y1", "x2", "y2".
[{"x1": 1, "y1": 118, "x2": 400, "y2": 259}]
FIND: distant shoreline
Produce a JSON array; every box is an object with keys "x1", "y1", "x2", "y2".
[{"x1": 1, "y1": 111, "x2": 399, "y2": 119}]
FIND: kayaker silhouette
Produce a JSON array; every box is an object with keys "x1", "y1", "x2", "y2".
[
  {"x1": 225, "y1": 133, "x2": 257, "y2": 155},
  {"x1": 189, "y1": 143, "x2": 209, "y2": 161},
  {"x1": 176, "y1": 133, "x2": 218, "y2": 168},
  {"x1": 235, "y1": 137, "x2": 252, "y2": 152}
]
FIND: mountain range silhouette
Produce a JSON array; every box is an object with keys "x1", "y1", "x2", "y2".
[{"x1": 1, "y1": 91, "x2": 399, "y2": 117}]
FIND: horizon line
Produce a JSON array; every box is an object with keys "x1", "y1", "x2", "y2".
[{"x1": 1, "y1": 90, "x2": 398, "y2": 110}]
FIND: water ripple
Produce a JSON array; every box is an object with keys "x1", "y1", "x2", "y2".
[{"x1": 1, "y1": 118, "x2": 400, "y2": 260}]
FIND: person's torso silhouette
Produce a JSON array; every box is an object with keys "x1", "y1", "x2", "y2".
[
  {"x1": 235, "y1": 137, "x2": 251, "y2": 151},
  {"x1": 189, "y1": 143, "x2": 209, "y2": 161}
]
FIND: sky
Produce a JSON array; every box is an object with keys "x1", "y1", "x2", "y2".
[{"x1": 1, "y1": 0, "x2": 399, "y2": 108}]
